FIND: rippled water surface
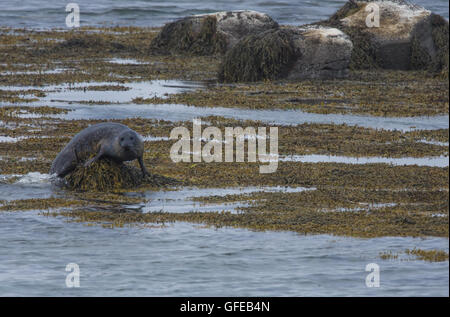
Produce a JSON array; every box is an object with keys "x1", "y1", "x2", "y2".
[
  {"x1": 0, "y1": 211, "x2": 448, "y2": 297},
  {"x1": 0, "y1": 174, "x2": 448, "y2": 296},
  {"x1": 0, "y1": 0, "x2": 447, "y2": 28}
]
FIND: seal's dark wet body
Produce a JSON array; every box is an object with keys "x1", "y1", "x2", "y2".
[{"x1": 50, "y1": 122, "x2": 148, "y2": 177}]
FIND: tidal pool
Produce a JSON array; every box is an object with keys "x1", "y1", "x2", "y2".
[
  {"x1": 24, "y1": 102, "x2": 450, "y2": 132},
  {"x1": 273, "y1": 154, "x2": 450, "y2": 167},
  {"x1": 0, "y1": 173, "x2": 314, "y2": 213},
  {"x1": 0, "y1": 136, "x2": 31, "y2": 143},
  {"x1": 124, "y1": 186, "x2": 315, "y2": 214},
  {"x1": 0, "y1": 80, "x2": 203, "y2": 104},
  {"x1": 2, "y1": 79, "x2": 449, "y2": 131},
  {"x1": 107, "y1": 58, "x2": 150, "y2": 65}
]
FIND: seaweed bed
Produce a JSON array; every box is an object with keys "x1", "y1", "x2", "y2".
[
  {"x1": 64, "y1": 158, "x2": 179, "y2": 192},
  {"x1": 379, "y1": 248, "x2": 449, "y2": 262},
  {"x1": 0, "y1": 26, "x2": 448, "y2": 243},
  {"x1": 218, "y1": 28, "x2": 297, "y2": 82}
]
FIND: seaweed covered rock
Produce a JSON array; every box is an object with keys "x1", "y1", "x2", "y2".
[
  {"x1": 64, "y1": 158, "x2": 178, "y2": 192},
  {"x1": 149, "y1": 10, "x2": 278, "y2": 55},
  {"x1": 218, "y1": 26, "x2": 353, "y2": 82},
  {"x1": 321, "y1": 0, "x2": 449, "y2": 72}
]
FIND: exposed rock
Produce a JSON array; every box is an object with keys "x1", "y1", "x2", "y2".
[
  {"x1": 287, "y1": 26, "x2": 353, "y2": 80},
  {"x1": 218, "y1": 25, "x2": 353, "y2": 82},
  {"x1": 150, "y1": 10, "x2": 278, "y2": 55},
  {"x1": 321, "y1": 0, "x2": 449, "y2": 72}
]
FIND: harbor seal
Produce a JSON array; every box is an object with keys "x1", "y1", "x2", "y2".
[{"x1": 50, "y1": 122, "x2": 149, "y2": 178}]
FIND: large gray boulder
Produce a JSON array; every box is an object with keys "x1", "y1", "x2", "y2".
[
  {"x1": 288, "y1": 25, "x2": 353, "y2": 80},
  {"x1": 321, "y1": 0, "x2": 449, "y2": 71},
  {"x1": 218, "y1": 25, "x2": 353, "y2": 82},
  {"x1": 149, "y1": 10, "x2": 278, "y2": 55}
]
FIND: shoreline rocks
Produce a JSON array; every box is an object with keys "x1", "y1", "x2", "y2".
[
  {"x1": 149, "y1": 1, "x2": 449, "y2": 81},
  {"x1": 149, "y1": 10, "x2": 278, "y2": 55},
  {"x1": 320, "y1": 0, "x2": 449, "y2": 72},
  {"x1": 287, "y1": 25, "x2": 353, "y2": 80},
  {"x1": 219, "y1": 25, "x2": 353, "y2": 82}
]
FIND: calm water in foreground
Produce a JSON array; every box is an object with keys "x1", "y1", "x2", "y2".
[{"x1": 0, "y1": 210, "x2": 448, "y2": 296}]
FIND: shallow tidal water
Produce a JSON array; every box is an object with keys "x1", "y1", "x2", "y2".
[
  {"x1": 276, "y1": 154, "x2": 450, "y2": 167},
  {"x1": 0, "y1": 0, "x2": 447, "y2": 29},
  {"x1": 48, "y1": 103, "x2": 450, "y2": 131},
  {"x1": 0, "y1": 210, "x2": 448, "y2": 297},
  {"x1": 2, "y1": 79, "x2": 448, "y2": 131},
  {"x1": 0, "y1": 174, "x2": 449, "y2": 296}
]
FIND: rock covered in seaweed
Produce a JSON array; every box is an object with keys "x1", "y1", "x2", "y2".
[
  {"x1": 218, "y1": 25, "x2": 353, "y2": 82},
  {"x1": 64, "y1": 158, "x2": 178, "y2": 192},
  {"x1": 321, "y1": 0, "x2": 449, "y2": 72},
  {"x1": 149, "y1": 10, "x2": 279, "y2": 55}
]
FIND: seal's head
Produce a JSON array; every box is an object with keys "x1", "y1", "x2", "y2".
[{"x1": 114, "y1": 130, "x2": 144, "y2": 161}]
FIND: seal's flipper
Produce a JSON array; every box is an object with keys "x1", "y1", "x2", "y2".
[
  {"x1": 73, "y1": 147, "x2": 80, "y2": 162},
  {"x1": 138, "y1": 156, "x2": 150, "y2": 177},
  {"x1": 84, "y1": 147, "x2": 105, "y2": 168}
]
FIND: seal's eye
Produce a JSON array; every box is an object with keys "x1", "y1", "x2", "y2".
[
  {"x1": 130, "y1": 136, "x2": 134, "y2": 140},
  {"x1": 120, "y1": 137, "x2": 124, "y2": 142}
]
